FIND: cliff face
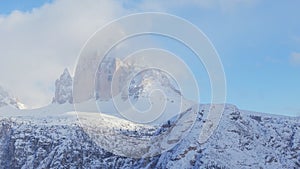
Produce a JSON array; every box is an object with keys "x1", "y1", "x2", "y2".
[
  {"x1": 52, "y1": 69, "x2": 73, "y2": 104},
  {"x1": 0, "y1": 105, "x2": 299, "y2": 169}
]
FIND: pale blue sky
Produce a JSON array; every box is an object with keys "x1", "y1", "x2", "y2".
[
  {"x1": 0, "y1": 0, "x2": 299, "y2": 116},
  {"x1": 0, "y1": 0, "x2": 53, "y2": 14}
]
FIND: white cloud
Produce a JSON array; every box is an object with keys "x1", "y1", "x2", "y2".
[
  {"x1": 290, "y1": 52, "x2": 300, "y2": 66},
  {"x1": 136, "y1": 0, "x2": 259, "y2": 12},
  {"x1": 0, "y1": 0, "x2": 257, "y2": 108},
  {"x1": 0, "y1": 0, "x2": 127, "y2": 108}
]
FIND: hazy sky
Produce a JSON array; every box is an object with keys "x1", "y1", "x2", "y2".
[{"x1": 0, "y1": 0, "x2": 299, "y2": 116}]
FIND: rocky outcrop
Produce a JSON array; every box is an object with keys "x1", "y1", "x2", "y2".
[{"x1": 52, "y1": 69, "x2": 73, "y2": 104}]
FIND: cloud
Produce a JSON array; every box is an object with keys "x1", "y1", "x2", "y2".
[
  {"x1": 290, "y1": 52, "x2": 300, "y2": 66},
  {"x1": 0, "y1": 0, "x2": 260, "y2": 108},
  {"x1": 0, "y1": 0, "x2": 128, "y2": 108},
  {"x1": 135, "y1": 0, "x2": 259, "y2": 12},
  {"x1": 0, "y1": 0, "x2": 206, "y2": 108}
]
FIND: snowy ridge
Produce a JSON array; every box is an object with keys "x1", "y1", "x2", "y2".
[
  {"x1": 0, "y1": 104, "x2": 299, "y2": 168},
  {"x1": 128, "y1": 69, "x2": 181, "y2": 101},
  {"x1": 0, "y1": 86, "x2": 26, "y2": 109}
]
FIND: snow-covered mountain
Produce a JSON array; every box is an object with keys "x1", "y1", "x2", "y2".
[
  {"x1": 52, "y1": 68, "x2": 73, "y2": 104},
  {"x1": 128, "y1": 69, "x2": 181, "y2": 102},
  {"x1": 0, "y1": 65, "x2": 299, "y2": 168},
  {"x1": 92, "y1": 58, "x2": 194, "y2": 124},
  {"x1": 0, "y1": 86, "x2": 26, "y2": 109},
  {"x1": 0, "y1": 104, "x2": 299, "y2": 168}
]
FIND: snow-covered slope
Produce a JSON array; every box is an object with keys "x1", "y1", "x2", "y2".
[{"x1": 0, "y1": 104, "x2": 299, "y2": 169}]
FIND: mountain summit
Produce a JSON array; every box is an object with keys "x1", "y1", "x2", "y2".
[
  {"x1": 52, "y1": 68, "x2": 73, "y2": 104},
  {"x1": 128, "y1": 69, "x2": 181, "y2": 101}
]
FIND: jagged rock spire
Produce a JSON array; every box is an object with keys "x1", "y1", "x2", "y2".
[{"x1": 52, "y1": 68, "x2": 73, "y2": 104}]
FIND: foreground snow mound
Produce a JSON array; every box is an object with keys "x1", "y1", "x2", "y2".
[{"x1": 0, "y1": 104, "x2": 299, "y2": 168}]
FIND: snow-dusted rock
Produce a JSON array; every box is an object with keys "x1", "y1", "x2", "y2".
[
  {"x1": 128, "y1": 69, "x2": 181, "y2": 101},
  {"x1": 0, "y1": 86, "x2": 25, "y2": 109},
  {"x1": 0, "y1": 104, "x2": 299, "y2": 168},
  {"x1": 52, "y1": 68, "x2": 73, "y2": 104}
]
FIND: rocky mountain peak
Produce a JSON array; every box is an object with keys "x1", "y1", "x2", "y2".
[
  {"x1": 128, "y1": 69, "x2": 181, "y2": 101},
  {"x1": 52, "y1": 68, "x2": 73, "y2": 104}
]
